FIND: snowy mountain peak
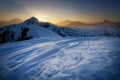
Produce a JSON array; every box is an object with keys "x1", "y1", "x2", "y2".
[{"x1": 24, "y1": 17, "x2": 39, "y2": 25}]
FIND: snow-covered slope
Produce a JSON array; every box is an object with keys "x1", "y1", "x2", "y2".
[
  {"x1": 27, "y1": 25, "x2": 60, "y2": 38},
  {"x1": 39, "y1": 22, "x2": 120, "y2": 37},
  {"x1": 69, "y1": 24, "x2": 120, "y2": 37},
  {"x1": 5, "y1": 24, "x2": 60, "y2": 40},
  {"x1": 0, "y1": 37, "x2": 119, "y2": 80},
  {"x1": 0, "y1": 17, "x2": 61, "y2": 43}
]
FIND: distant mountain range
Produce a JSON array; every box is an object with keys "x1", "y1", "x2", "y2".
[
  {"x1": 0, "y1": 17, "x2": 120, "y2": 43},
  {"x1": 0, "y1": 18, "x2": 23, "y2": 27},
  {"x1": 1, "y1": 18, "x2": 120, "y2": 28},
  {"x1": 57, "y1": 20, "x2": 120, "y2": 27}
]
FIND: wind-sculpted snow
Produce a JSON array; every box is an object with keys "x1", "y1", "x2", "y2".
[{"x1": 0, "y1": 38, "x2": 120, "y2": 80}]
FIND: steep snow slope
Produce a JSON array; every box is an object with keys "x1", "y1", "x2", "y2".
[
  {"x1": 8, "y1": 25, "x2": 61, "y2": 39},
  {"x1": 27, "y1": 25, "x2": 61, "y2": 38},
  {"x1": 0, "y1": 37, "x2": 119, "y2": 80}
]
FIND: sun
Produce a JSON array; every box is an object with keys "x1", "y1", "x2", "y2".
[{"x1": 38, "y1": 16, "x2": 48, "y2": 22}]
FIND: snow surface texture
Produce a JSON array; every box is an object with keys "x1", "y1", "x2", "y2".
[{"x1": 0, "y1": 37, "x2": 120, "y2": 80}]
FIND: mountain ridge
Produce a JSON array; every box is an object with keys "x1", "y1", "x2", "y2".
[
  {"x1": 57, "y1": 20, "x2": 120, "y2": 27},
  {"x1": 0, "y1": 18, "x2": 23, "y2": 27},
  {"x1": 0, "y1": 17, "x2": 120, "y2": 43}
]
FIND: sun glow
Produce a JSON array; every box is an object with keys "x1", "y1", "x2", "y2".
[{"x1": 37, "y1": 16, "x2": 48, "y2": 22}]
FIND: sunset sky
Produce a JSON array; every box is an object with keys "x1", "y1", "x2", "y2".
[{"x1": 0, "y1": 0, "x2": 120, "y2": 23}]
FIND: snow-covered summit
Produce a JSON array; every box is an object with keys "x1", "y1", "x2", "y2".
[
  {"x1": 23, "y1": 17, "x2": 39, "y2": 25},
  {"x1": 0, "y1": 17, "x2": 61, "y2": 43}
]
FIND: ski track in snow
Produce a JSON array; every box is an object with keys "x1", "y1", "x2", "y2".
[{"x1": 0, "y1": 38, "x2": 120, "y2": 80}]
